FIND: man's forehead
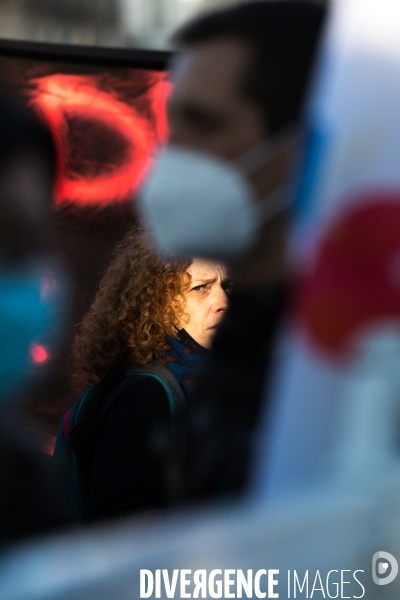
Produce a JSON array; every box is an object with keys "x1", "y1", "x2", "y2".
[{"x1": 170, "y1": 38, "x2": 251, "y2": 101}]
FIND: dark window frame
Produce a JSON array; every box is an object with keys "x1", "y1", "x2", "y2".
[{"x1": 0, "y1": 38, "x2": 171, "y2": 70}]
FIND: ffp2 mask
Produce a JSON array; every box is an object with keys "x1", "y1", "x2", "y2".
[{"x1": 138, "y1": 136, "x2": 293, "y2": 261}]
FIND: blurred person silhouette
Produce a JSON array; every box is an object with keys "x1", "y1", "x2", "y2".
[
  {"x1": 0, "y1": 96, "x2": 70, "y2": 544},
  {"x1": 54, "y1": 226, "x2": 230, "y2": 522},
  {"x1": 139, "y1": 1, "x2": 326, "y2": 500}
]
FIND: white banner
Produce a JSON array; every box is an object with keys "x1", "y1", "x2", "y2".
[{"x1": 253, "y1": 0, "x2": 400, "y2": 500}]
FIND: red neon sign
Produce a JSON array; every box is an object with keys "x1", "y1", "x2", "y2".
[{"x1": 30, "y1": 72, "x2": 171, "y2": 208}]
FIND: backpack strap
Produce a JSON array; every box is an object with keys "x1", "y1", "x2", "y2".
[
  {"x1": 128, "y1": 364, "x2": 188, "y2": 458},
  {"x1": 61, "y1": 385, "x2": 96, "y2": 457},
  {"x1": 85, "y1": 363, "x2": 187, "y2": 452},
  {"x1": 128, "y1": 363, "x2": 188, "y2": 503},
  {"x1": 64, "y1": 363, "x2": 187, "y2": 516},
  {"x1": 95, "y1": 363, "x2": 187, "y2": 504},
  {"x1": 127, "y1": 363, "x2": 187, "y2": 441},
  {"x1": 62, "y1": 409, "x2": 73, "y2": 456}
]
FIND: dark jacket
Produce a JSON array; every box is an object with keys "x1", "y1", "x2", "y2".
[
  {"x1": 68, "y1": 332, "x2": 206, "y2": 522},
  {"x1": 185, "y1": 285, "x2": 286, "y2": 501},
  {"x1": 69, "y1": 373, "x2": 173, "y2": 521}
]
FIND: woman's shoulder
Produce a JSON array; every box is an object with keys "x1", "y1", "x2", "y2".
[
  {"x1": 94, "y1": 373, "x2": 172, "y2": 446},
  {"x1": 117, "y1": 371, "x2": 170, "y2": 409},
  {"x1": 92, "y1": 369, "x2": 170, "y2": 415},
  {"x1": 77, "y1": 369, "x2": 172, "y2": 424},
  {"x1": 70, "y1": 370, "x2": 171, "y2": 448}
]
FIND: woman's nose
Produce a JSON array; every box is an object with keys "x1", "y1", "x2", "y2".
[{"x1": 213, "y1": 285, "x2": 229, "y2": 312}]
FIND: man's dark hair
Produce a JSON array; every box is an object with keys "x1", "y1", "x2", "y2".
[{"x1": 174, "y1": 1, "x2": 326, "y2": 134}]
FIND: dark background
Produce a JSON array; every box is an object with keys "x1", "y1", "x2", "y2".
[{"x1": 0, "y1": 41, "x2": 170, "y2": 452}]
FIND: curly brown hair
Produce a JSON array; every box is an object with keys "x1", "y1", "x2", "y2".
[{"x1": 71, "y1": 226, "x2": 191, "y2": 395}]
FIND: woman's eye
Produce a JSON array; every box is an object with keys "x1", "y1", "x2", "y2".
[{"x1": 192, "y1": 284, "x2": 207, "y2": 292}]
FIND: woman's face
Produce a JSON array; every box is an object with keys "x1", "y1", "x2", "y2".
[{"x1": 178, "y1": 259, "x2": 230, "y2": 349}]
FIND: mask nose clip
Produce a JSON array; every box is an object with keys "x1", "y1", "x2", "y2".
[{"x1": 232, "y1": 126, "x2": 300, "y2": 176}]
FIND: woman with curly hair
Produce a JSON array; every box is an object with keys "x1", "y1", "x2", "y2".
[{"x1": 55, "y1": 226, "x2": 230, "y2": 522}]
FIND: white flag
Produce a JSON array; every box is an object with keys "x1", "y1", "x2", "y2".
[{"x1": 253, "y1": 0, "x2": 400, "y2": 500}]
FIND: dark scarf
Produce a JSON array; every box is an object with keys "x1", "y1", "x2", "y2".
[{"x1": 160, "y1": 329, "x2": 208, "y2": 397}]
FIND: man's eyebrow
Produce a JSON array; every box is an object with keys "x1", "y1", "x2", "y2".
[{"x1": 171, "y1": 101, "x2": 228, "y2": 128}]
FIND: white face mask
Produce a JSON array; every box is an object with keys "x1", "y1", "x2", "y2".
[{"x1": 137, "y1": 134, "x2": 293, "y2": 261}]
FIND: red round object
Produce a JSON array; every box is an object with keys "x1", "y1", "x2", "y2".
[
  {"x1": 294, "y1": 194, "x2": 400, "y2": 357},
  {"x1": 30, "y1": 73, "x2": 170, "y2": 207}
]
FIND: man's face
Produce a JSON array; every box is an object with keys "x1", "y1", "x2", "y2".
[
  {"x1": 167, "y1": 36, "x2": 292, "y2": 288},
  {"x1": 178, "y1": 259, "x2": 230, "y2": 349},
  {"x1": 168, "y1": 38, "x2": 265, "y2": 161}
]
